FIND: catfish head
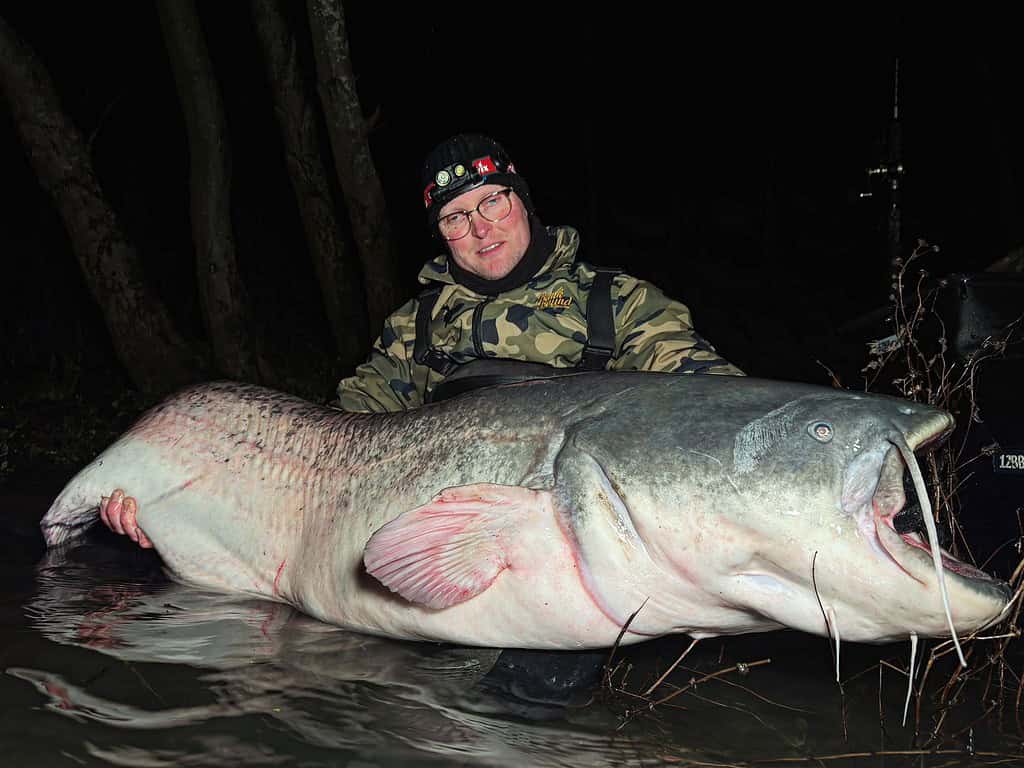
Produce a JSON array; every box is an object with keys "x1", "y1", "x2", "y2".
[{"x1": 557, "y1": 374, "x2": 1011, "y2": 649}]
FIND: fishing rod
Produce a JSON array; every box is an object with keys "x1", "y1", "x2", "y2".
[{"x1": 860, "y1": 57, "x2": 904, "y2": 274}]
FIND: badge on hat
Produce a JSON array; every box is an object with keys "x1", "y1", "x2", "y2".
[{"x1": 473, "y1": 156, "x2": 497, "y2": 175}]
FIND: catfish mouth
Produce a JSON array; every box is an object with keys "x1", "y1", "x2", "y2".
[{"x1": 867, "y1": 431, "x2": 1001, "y2": 587}]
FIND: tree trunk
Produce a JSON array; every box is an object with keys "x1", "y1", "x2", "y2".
[
  {"x1": 305, "y1": 0, "x2": 399, "y2": 338},
  {"x1": 157, "y1": 0, "x2": 272, "y2": 384},
  {"x1": 251, "y1": 0, "x2": 369, "y2": 367},
  {"x1": 0, "y1": 15, "x2": 202, "y2": 395}
]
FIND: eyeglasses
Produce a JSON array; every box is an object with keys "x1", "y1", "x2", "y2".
[{"x1": 437, "y1": 188, "x2": 514, "y2": 241}]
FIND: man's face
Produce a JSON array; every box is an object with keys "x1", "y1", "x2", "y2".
[{"x1": 439, "y1": 183, "x2": 531, "y2": 281}]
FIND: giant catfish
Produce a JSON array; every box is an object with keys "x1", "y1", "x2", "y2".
[{"x1": 42, "y1": 373, "x2": 1012, "y2": 654}]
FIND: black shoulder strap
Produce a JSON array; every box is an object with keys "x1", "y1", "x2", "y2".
[
  {"x1": 412, "y1": 286, "x2": 458, "y2": 376},
  {"x1": 579, "y1": 266, "x2": 621, "y2": 371}
]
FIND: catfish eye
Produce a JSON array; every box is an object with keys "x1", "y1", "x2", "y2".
[{"x1": 808, "y1": 421, "x2": 834, "y2": 443}]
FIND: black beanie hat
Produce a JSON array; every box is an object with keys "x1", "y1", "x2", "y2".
[{"x1": 420, "y1": 133, "x2": 533, "y2": 223}]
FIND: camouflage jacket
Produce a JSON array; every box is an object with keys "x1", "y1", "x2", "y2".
[{"x1": 336, "y1": 226, "x2": 743, "y2": 412}]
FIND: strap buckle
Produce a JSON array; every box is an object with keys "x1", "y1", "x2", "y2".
[
  {"x1": 579, "y1": 345, "x2": 614, "y2": 371},
  {"x1": 420, "y1": 348, "x2": 459, "y2": 377}
]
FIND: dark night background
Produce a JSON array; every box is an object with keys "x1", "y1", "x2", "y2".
[{"x1": 1, "y1": 5, "x2": 1022, "y2": 488}]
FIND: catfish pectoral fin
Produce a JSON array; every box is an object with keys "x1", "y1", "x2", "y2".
[{"x1": 363, "y1": 483, "x2": 551, "y2": 610}]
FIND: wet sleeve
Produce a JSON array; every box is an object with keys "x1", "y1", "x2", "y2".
[
  {"x1": 335, "y1": 300, "x2": 429, "y2": 413},
  {"x1": 609, "y1": 276, "x2": 745, "y2": 376}
]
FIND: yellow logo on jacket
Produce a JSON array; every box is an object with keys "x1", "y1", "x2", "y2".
[{"x1": 535, "y1": 287, "x2": 573, "y2": 310}]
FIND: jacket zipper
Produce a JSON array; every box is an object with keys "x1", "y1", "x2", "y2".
[{"x1": 471, "y1": 298, "x2": 492, "y2": 357}]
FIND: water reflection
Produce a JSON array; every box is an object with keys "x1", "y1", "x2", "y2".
[{"x1": 12, "y1": 544, "x2": 674, "y2": 767}]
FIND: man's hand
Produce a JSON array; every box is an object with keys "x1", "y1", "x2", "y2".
[{"x1": 99, "y1": 489, "x2": 153, "y2": 549}]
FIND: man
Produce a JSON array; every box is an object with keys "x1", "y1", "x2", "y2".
[{"x1": 337, "y1": 133, "x2": 742, "y2": 412}]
